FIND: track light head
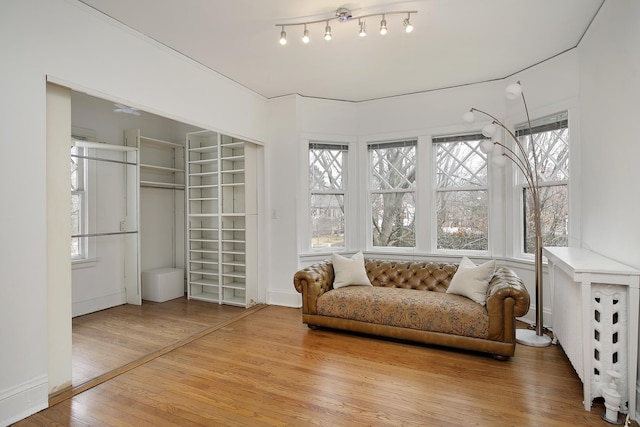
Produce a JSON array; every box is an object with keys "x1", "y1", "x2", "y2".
[
  {"x1": 403, "y1": 14, "x2": 413, "y2": 33},
  {"x1": 279, "y1": 26, "x2": 287, "y2": 45},
  {"x1": 324, "y1": 22, "x2": 332, "y2": 41},
  {"x1": 302, "y1": 25, "x2": 310, "y2": 43},
  {"x1": 359, "y1": 20, "x2": 367, "y2": 37},
  {"x1": 380, "y1": 15, "x2": 388, "y2": 35}
]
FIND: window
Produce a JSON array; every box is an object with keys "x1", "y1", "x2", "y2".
[
  {"x1": 71, "y1": 145, "x2": 87, "y2": 259},
  {"x1": 516, "y1": 112, "x2": 569, "y2": 254},
  {"x1": 369, "y1": 140, "x2": 416, "y2": 248},
  {"x1": 433, "y1": 134, "x2": 489, "y2": 251},
  {"x1": 309, "y1": 142, "x2": 347, "y2": 249}
]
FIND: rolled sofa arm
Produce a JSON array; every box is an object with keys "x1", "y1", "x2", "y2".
[
  {"x1": 486, "y1": 266, "x2": 531, "y2": 341},
  {"x1": 293, "y1": 261, "x2": 335, "y2": 315}
]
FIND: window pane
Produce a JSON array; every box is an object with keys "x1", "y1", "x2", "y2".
[
  {"x1": 520, "y1": 127, "x2": 569, "y2": 182},
  {"x1": 435, "y1": 141, "x2": 487, "y2": 188},
  {"x1": 309, "y1": 147, "x2": 343, "y2": 191},
  {"x1": 71, "y1": 147, "x2": 80, "y2": 191},
  {"x1": 71, "y1": 193, "x2": 81, "y2": 258},
  {"x1": 370, "y1": 145, "x2": 416, "y2": 190},
  {"x1": 523, "y1": 185, "x2": 568, "y2": 253},
  {"x1": 311, "y1": 194, "x2": 344, "y2": 248},
  {"x1": 437, "y1": 190, "x2": 488, "y2": 250},
  {"x1": 372, "y1": 192, "x2": 415, "y2": 247}
]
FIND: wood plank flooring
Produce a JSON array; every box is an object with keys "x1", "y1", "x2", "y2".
[
  {"x1": 18, "y1": 305, "x2": 637, "y2": 426},
  {"x1": 72, "y1": 297, "x2": 245, "y2": 386}
]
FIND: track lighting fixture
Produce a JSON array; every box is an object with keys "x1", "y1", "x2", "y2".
[{"x1": 276, "y1": 8, "x2": 416, "y2": 45}]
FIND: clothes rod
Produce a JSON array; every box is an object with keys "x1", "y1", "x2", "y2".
[
  {"x1": 71, "y1": 153, "x2": 137, "y2": 166},
  {"x1": 72, "y1": 231, "x2": 138, "y2": 238}
]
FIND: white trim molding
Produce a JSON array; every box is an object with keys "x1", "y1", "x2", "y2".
[{"x1": 0, "y1": 375, "x2": 48, "y2": 426}]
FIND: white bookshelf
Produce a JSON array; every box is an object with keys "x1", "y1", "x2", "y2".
[{"x1": 186, "y1": 131, "x2": 257, "y2": 307}]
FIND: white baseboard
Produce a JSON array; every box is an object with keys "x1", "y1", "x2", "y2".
[
  {"x1": 267, "y1": 289, "x2": 302, "y2": 308},
  {"x1": 72, "y1": 290, "x2": 126, "y2": 317},
  {"x1": 0, "y1": 375, "x2": 48, "y2": 427}
]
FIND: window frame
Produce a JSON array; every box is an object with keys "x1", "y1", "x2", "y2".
[
  {"x1": 512, "y1": 110, "x2": 571, "y2": 259},
  {"x1": 308, "y1": 141, "x2": 349, "y2": 251},
  {"x1": 71, "y1": 128, "x2": 97, "y2": 264},
  {"x1": 366, "y1": 139, "x2": 418, "y2": 251},
  {"x1": 431, "y1": 133, "x2": 491, "y2": 255},
  {"x1": 71, "y1": 145, "x2": 88, "y2": 260}
]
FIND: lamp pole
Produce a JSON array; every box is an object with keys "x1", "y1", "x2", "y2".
[{"x1": 465, "y1": 81, "x2": 551, "y2": 347}]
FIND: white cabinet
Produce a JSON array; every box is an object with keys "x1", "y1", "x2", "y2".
[
  {"x1": 186, "y1": 131, "x2": 257, "y2": 307},
  {"x1": 544, "y1": 247, "x2": 640, "y2": 419}
]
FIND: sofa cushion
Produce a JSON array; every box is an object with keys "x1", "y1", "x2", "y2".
[
  {"x1": 446, "y1": 257, "x2": 496, "y2": 306},
  {"x1": 332, "y1": 251, "x2": 372, "y2": 289},
  {"x1": 317, "y1": 286, "x2": 489, "y2": 338}
]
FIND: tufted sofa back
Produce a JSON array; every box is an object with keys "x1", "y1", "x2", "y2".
[{"x1": 364, "y1": 259, "x2": 458, "y2": 293}]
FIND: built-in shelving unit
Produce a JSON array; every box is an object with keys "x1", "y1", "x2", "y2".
[
  {"x1": 186, "y1": 131, "x2": 257, "y2": 307},
  {"x1": 125, "y1": 130, "x2": 185, "y2": 189},
  {"x1": 124, "y1": 129, "x2": 185, "y2": 285}
]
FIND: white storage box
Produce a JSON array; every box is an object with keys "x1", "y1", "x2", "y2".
[{"x1": 142, "y1": 268, "x2": 184, "y2": 302}]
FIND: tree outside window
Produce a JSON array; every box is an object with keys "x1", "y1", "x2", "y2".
[
  {"x1": 369, "y1": 140, "x2": 416, "y2": 247},
  {"x1": 434, "y1": 134, "x2": 488, "y2": 251}
]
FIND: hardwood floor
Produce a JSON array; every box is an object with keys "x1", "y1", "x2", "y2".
[
  {"x1": 18, "y1": 305, "x2": 636, "y2": 426},
  {"x1": 71, "y1": 297, "x2": 246, "y2": 386}
]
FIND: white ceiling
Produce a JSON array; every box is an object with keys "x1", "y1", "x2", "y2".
[{"x1": 79, "y1": 0, "x2": 604, "y2": 102}]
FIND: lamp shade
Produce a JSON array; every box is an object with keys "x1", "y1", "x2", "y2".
[
  {"x1": 505, "y1": 82, "x2": 523, "y2": 100},
  {"x1": 482, "y1": 123, "x2": 497, "y2": 137},
  {"x1": 480, "y1": 140, "x2": 495, "y2": 154},
  {"x1": 462, "y1": 111, "x2": 475, "y2": 123}
]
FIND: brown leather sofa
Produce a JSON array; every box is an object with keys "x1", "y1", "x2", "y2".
[{"x1": 293, "y1": 259, "x2": 530, "y2": 359}]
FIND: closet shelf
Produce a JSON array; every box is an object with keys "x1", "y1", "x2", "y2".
[
  {"x1": 73, "y1": 140, "x2": 138, "y2": 152},
  {"x1": 140, "y1": 163, "x2": 184, "y2": 174},
  {"x1": 140, "y1": 136, "x2": 183, "y2": 148}
]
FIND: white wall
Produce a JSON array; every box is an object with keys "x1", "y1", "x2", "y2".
[
  {"x1": 266, "y1": 95, "x2": 360, "y2": 307},
  {"x1": 579, "y1": 0, "x2": 640, "y2": 270},
  {"x1": 0, "y1": 0, "x2": 268, "y2": 424},
  {"x1": 46, "y1": 84, "x2": 73, "y2": 398},
  {"x1": 577, "y1": 0, "x2": 640, "y2": 418}
]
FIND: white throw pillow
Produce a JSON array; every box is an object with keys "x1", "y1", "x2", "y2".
[
  {"x1": 331, "y1": 251, "x2": 372, "y2": 289},
  {"x1": 446, "y1": 256, "x2": 496, "y2": 306}
]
